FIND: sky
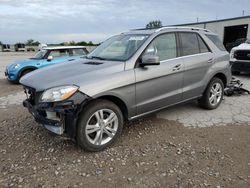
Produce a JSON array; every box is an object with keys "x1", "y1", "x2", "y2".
[{"x1": 0, "y1": 0, "x2": 250, "y2": 44}]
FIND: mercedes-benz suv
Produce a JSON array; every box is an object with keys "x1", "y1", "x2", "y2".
[{"x1": 20, "y1": 27, "x2": 231, "y2": 151}]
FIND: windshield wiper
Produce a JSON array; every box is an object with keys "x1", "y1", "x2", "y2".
[{"x1": 86, "y1": 56, "x2": 107, "y2": 60}]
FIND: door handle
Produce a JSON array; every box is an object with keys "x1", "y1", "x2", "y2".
[
  {"x1": 208, "y1": 58, "x2": 214, "y2": 63},
  {"x1": 172, "y1": 64, "x2": 181, "y2": 71},
  {"x1": 68, "y1": 59, "x2": 75, "y2": 61}
]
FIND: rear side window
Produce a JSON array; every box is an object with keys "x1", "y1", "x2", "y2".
[
  {"x1": 197, "y1": 35, "x2": 210, "y2": 53},
  {"x1": 205, "y1": 34, "x2": 226, "y2": 51},
  {"x1": 179, "y1": 33, "x2": 200, "y2": 56}
]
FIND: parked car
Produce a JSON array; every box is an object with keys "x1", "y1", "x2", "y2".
[
  {"x1": 5, "y1": 46, "x2": 88, "y2": 83},
  {"x1": 230, "y1": 38, "x2": 250, "y2": 75},
  {"x1": 226, "y1": 38, "x2": 247, "y2": 52},
  {"x1": 1, "y1": 44, "x2": 11, "y2": 52},
  {"x1": 20, "y1": 27, "x2": 231, "y2": 151},
  {"x1": 15, "y1": 43, "x2": 26, "y2": 52}
]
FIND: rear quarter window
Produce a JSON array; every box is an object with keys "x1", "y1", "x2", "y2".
[{"x1": 205, "y1": 34, "x2": 226, "y2": 51}]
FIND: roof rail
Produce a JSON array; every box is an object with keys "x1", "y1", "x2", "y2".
[{"x1": 155, "y1": 26, "x2": 210, "y2": 33}]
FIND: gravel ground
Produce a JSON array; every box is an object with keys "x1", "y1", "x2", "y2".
[{"x1": 0, "y1": 53, "x2": 250, "y2": 187}]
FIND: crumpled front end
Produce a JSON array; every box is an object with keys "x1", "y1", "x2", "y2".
[{"x1": 22, "y1": 86, "x2": 90, "y2": 138}]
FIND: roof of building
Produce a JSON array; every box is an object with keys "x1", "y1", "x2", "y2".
[{"x1": 174, "y1": 15, "x2": 250, "y2": 26}]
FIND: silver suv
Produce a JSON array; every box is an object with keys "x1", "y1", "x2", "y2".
[{"x1": 20, "y1": 27, "x2": 231, "y2": 151}]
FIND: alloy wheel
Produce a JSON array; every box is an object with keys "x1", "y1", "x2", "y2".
[
  {"x1": 85, "y1": 109, "x2": 118, "y2": 146},
  {"x1": 209, "y1": 82, "x2": 222, "y2": 106}
]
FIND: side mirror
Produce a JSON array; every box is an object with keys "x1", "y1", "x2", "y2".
[
  {"x1": 47, "y1": 55, "x2": 53, "y2": 61},
  {"x1": 140, "y1": 54, "x2": 160, "y2": 67}
]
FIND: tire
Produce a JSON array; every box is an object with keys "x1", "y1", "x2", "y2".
[
  {"x1": 199, "y1": 77, "x2": 224, "y2": 110},
  {"x1": 76, "y1": 99, "x2": 123, "y2": 152}
]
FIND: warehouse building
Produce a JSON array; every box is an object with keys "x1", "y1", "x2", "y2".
[{"x1": 175, "y1": 15, "x2": 250, "y2": 51}]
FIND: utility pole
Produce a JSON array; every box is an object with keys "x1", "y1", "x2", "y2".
[
  {"x1": 242, "y1": 10, "x2": 245, "y2": 16},
  {"x1": 196, "y1": 17, "x2": 199, "y2": 23}
]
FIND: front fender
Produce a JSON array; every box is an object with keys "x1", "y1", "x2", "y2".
[{"x1": 18, "y1": 66, "x2": 38, "y2": 78}]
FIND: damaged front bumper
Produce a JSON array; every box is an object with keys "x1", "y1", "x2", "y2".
[{"x1": 23, "y1": 87, "x2": 90, "y2": 138}]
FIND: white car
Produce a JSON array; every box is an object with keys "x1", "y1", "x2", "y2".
[{"x1": 230, "y1": 39, "x2": 250, "y2": 74}]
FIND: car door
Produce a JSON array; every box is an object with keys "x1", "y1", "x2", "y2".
[
  {"x1": 135, "y1": 33, "x2": 184, "y2": 115},
  {"x1": 178, "y1": 32, "x2": 214, "y2": 100}
]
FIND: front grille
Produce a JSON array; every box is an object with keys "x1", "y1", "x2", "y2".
[{"x1": 234, "y1": 50, "x2": 250, "y2": 61}]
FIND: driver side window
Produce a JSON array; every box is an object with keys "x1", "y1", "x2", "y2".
[{"x1": 144, "y1": 33, "x2": 177, "y2": 61}]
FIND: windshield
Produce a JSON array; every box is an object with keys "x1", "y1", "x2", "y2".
[
  {"x1": 246, "y1": 39, "x2": 250, "y2": 44},
  {"x1": 32, "y1": 50, "x2": 47, "y2": 59},
  {"x1": 87, "y1": 34, "x2": 149, "y2": 61}
]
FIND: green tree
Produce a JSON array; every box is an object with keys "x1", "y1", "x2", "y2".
[
  {"x1": 88, "y1": 41, "x2": 94, "y2": 46},
  {"x1": 0, "y1": 41, "x2": 2, "y2": 45},
  {"x1": 26, "y1": 39, "x2": 34, "y2": 45},
  {"x1": 26, "y1": 39, "x2": 40, "y2": 46},
  {"x1": 32, "y1": 41, "x2": 40, "y2": 46},
  {"x1": 146, "y1": 20, "x2": 162, "y2": 29},
  {"x1": 68, "y1": 41, "x2": 76, "y2": 46},
  {"x1": 76, "y1": 41, "x2": 87, "y2": 46}
]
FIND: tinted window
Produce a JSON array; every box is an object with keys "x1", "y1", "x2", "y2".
[
  {"x1": 180, "y1": 33, "x2": 200, "y2": 56},
  {"x1": 206, "y1": 34, "x2": 226, "y2": 51},
  {"x1": 72, "y1": 48, "x2": 86, "y2": 56},
  {"x1": 144, "y1": 33, "x2": 177, "y2": 61},
  {"x1": 49, "y1": 49, "x2": 70, "y2": 58},
  {"x1": 197, "y1": 35, "x2": 210, "y2": 53}
]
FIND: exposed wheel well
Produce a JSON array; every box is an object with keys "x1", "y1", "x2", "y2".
[
  {"x1": 212, "y1": 73, "x2": 227, "y2": 87},
  {"x1": 19, "y1": 67, "x2": 37, "y2": 77},
  {"x1": 96, "y1": 96, "x2": 128, "y2": 121}
]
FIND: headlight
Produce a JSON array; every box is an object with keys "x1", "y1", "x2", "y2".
[
  {"x1": 12, "y1": 64, "x2": 20, "y2": 69},
  {"x1": 40, "y1": 85, "x2": 79, "y2": 102}
]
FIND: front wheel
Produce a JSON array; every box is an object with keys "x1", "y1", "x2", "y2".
[
  {"x1": 76, "y1": 100, "x2": 123, "y2": 152},
  {"x1": 199, "y1": 77, "x2": 224, "y2": 110}
]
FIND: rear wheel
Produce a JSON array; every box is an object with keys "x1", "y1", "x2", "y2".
[
  {"x1": 199, "y1": 77, "x2": 224, "y2": 110},
  {"x1": 76, "y1": 100, "x2": 123, "y2": 152}
]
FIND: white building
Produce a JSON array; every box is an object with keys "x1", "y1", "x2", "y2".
[{"x1": 175, "y1": 16, "x2": 250, "y2": 51}]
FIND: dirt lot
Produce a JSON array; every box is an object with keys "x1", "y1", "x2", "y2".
[{"x1": 0, "y1": 52, "x2": 250, "y2": 188}]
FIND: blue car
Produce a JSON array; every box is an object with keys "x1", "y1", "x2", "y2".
[{"x1": 5, "y1": 46, "x2": 88, "y2": 83}]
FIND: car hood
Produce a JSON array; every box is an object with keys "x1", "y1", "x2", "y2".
[
  {"x1": 232, "y1": 43, "x2": 250, "y2": 51},
  {"x1": 20, "y1": 59, "x2": 125, "y2": 93},
  {"x1": 8, "y1": 58, "x2": 39, "y2": 68},
  {"x1": 16, "y1": 58, "x2": 39, "y2": 65}
]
